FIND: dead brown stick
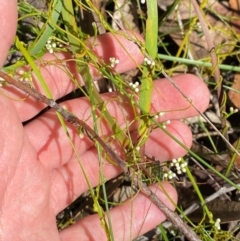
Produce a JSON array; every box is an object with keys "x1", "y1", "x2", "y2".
[
  {"x1": 0, "y1": 71, "x2": 201, "y2": 241},
  {"x1": 190, "y1": 0, "x2": 227, "y2": 138}
]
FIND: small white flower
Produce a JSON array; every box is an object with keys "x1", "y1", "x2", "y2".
[
  {"x1": 168, "y1": 174, "x2": 173, "y2": 179},
  {"x1": 52, "y1": 42, "x2": 57, "y2": 48},
  {"x1": 144, "y1": 57, "x2": 148, "y2": 62},
  {"x1": 170, "y1": 229, "x2": 176, "y2": 236},
  {"x1": 18, "y1": 69, "x2": 24, "y2": 75},
  {"x1": 147, "y1": 60, "x2": 151, "y2": 65},
  {"x1": 135, "y1": 146, "x2": 140, "y2": 151},
  {"x1": 214, "y1": 218, "x2": 221, "y2": 230},
  {"x1": 175, "y1": 165, "x2": 180, "y2": 170},
  {"x1": 163, "y1": 173, "x2": 168, "y2": 178},
  {"x1": 46, "y1": 43, "x2": 51, "y2": 50},
  {"x1": 166, "y1": 120, "x2": 171, "y2": 125}
]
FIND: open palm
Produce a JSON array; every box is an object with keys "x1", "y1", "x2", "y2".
[{"x1": 0, "y1": 1, "x2": 209, "y2": 240}]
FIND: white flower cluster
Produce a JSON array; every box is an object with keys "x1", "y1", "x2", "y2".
[
  {"x1": 46, "y1": 38, "x2": 57, "y2": 54},
  {"x1": 214, "y1": 218, "x2": 221, "y2": 230},
  {"x1": 161, "y1": 120, "x2": 171, "y2": 129},
  {"x1": 45, "y1": 38, "x2": 63, "y2": 54},
  {"x1": 154, "y1": 112, "x2": 165, "y2": 119},
  {"x1": 170, "y1": 158, "x2": 188, "y2": 174},
  {"x1": 144, "y1": 57, "x2": 155, "y2": 67},
  {"x1": 109, "y1": 57, "x2": 119, "y2": 68},
  {"x1": 163, "y1": 170, "x2": 176, "y2": 180},
  {"x1": 129, "y1": 81, "x2": 140, "y2": 93},
  {"x1": 18, "y1": 69, "x2": 32, "y2": 82},
  {"x1": 163, "y1": 158, "x2": 188, "y2": 180},
  {"x1": 229, "y1": 107, "x2": 238, "y2": 114}
]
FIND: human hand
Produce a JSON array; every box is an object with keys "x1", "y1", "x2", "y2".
[{"x1": 0, "y1": 1, "x2": 210, "y2": 240}]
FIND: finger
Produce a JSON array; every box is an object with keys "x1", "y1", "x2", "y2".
[
  {"x1": 86, "y1": 31, "x2": 144, "y2": 76},
  {"x1": 4, "y1": 31, "x2": 144, "y2": 121},
  {"x1": 25, "y1": 74, "x2": 209, "y2": 169},
  {"x1": 145, "y1": 120, "x2": 192, "y2": 161},
  {"x1": 151, "y1": 74, "x2": 209, "y2": 120},
  {"x1": 0, "y1": 0, "x2": 17, "y2": 67},
  {"x1": 58, "y1": 183, "x2": 177, "y2": 241}
]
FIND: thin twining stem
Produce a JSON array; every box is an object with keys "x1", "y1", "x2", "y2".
[{"x1": 0, "y1": 71, "x2": 201, "y2": 241}]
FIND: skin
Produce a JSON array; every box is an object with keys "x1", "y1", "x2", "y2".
[{"x1": 0, "y1": 1, "x2": 210, "y2": 240}]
